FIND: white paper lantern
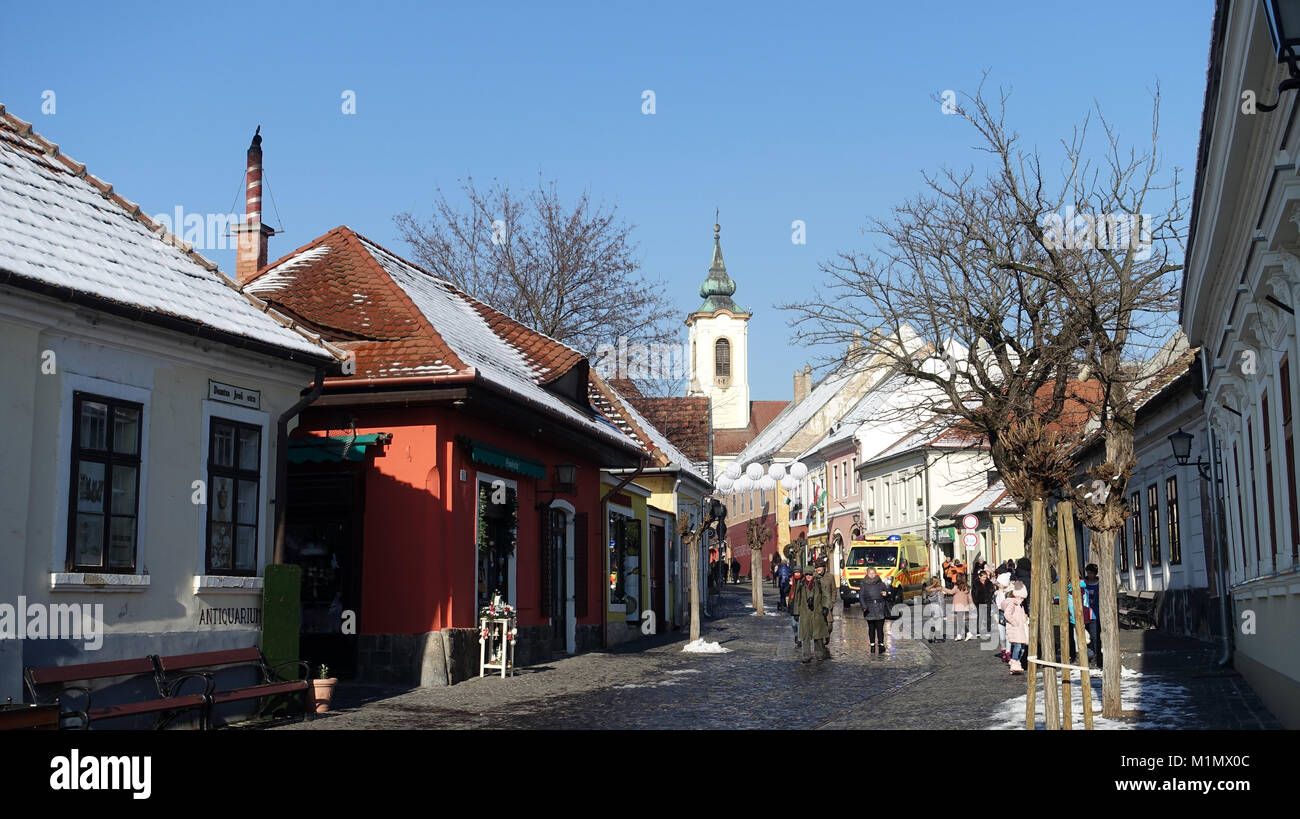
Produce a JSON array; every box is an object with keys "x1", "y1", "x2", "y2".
[
  {"x1": 715, "y1": 475, "x2": 735, "y2": 493},
  {"x1": 745, "y1": 463, "x2": 764, "y2": 481},
  {"x1": 767, "y1": 463, "x2": 786, "y2": 481},
  {"x1": 725, "y1": 461, "x2": 742, "y2": 480},
  {"x1": 780, "y1": 475, "x2": 798, "y2": 491},
  {"x1": 734, "y1": 475, "x2": 754, "y2": 492},
  {"x1": 758, "y1": 475, "x2": 777, "y2": 491},
  {"x1": 789, "y1": 461, "x2": 809, "y2": 480}
]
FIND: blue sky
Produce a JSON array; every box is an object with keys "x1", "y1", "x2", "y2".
[{"x1": 1, "y1": 0, "x2": 1213, "y2": 400}]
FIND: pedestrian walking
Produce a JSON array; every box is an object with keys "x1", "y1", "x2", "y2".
[
  {"x1": 858, "y1": 567, "x2": 890, "y2": 654},
  {"x1": 972, "y1": 569, "x2": 995, "y2": 638},
  {"x1": 941, "y1": 558, "x2": 954, "y2": 589},
  {"x1": 992, "y1": 572, "x2": 1011, "y2": 660},
  {"x1": 1001, "y1": 577, "x2": 1029, "y2": 674},
  {"x1": 789, "y1": 566, "x2": 804, "y2": 644},
  {"x1": 946, "y1": 576, "x2": 974, "y2": 640},
  {"x1": 795, "y1": 557, "x2": 834, "y2": 662},
  {"x1": 1083, "y1": 563, "x2": 1101, "y2": 668},
  {"x1": 777, "y1": 558, "x2": 792, "y2": 611},
  {"x1": 770, "y1": 551, "x2": 781, "y2": 585},
  {"x1": 731, "y1": 556, "x2": 741, "y2": 584},
  {"x1": 923, "y1": 576, "x2": 947, "y2": 642}
]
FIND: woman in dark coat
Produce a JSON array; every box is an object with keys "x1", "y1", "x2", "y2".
[
  {"x1": 971, "y1": 569, "x2": 995, "y2": 637},
  {"x1": 859, "y1": 568, "x2": 891, "y2": 654}
]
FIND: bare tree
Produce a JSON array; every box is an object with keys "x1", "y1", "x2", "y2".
[
  {"x1": 961, "y1": 83, "x2": 1186, "y2": 718},
  {"x1": 395, "y1": 176, "x2": 679, "y2": 357}
]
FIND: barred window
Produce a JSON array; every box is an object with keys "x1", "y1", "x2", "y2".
[
  {"x1": 1131, "y1": 492, "x2": 1144, "y2": 569},
  {"x1": 1147, "y1": 484, "x2": 1161, "y2": 567}
]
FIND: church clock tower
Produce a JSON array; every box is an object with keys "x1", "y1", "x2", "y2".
[{"x1": 686, "y1": 218, "x2": 751, "y2": 430}]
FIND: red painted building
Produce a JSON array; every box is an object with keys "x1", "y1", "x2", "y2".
[{"x1": 243, "y1": 225, "x2": 641, "y2": 684}]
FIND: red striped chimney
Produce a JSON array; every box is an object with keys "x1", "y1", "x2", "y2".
[{"x1": 235, "y1": 126, "x2": 275, "y2": 284}]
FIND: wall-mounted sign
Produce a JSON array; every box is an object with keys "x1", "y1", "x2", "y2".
[
  {"x1": 209, "y1": 380, "x2": 261, "y2": 410},
  {"x1": 1000, "y1": 526, "x2": 1017, "y2": 533},
  {"x1": 197, "y1": 607, "x2": 262, "y2": 626}
]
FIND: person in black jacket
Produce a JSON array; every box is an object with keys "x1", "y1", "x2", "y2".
[
  {"x1": 971, "y1": 569, "x2": 995, "y2": 637},
  {"x1": 858, "y1": 568, "x2": 891, "y2": 654}
]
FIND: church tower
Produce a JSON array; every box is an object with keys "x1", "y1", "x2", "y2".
[{"x1": 686, "y1": 218, "x2": 751, "y2": 430}]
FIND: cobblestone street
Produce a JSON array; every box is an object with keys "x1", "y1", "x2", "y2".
[{"x1": 277, "y1": 582, "x2": 1280, "y2": 730}]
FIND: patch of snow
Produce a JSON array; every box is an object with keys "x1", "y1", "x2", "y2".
[
  {"x1": 682, "y1": 639, "x2": 731, "y2": 654},
  {"x1": 665, "y1": 669, "x2": 701, "y2": 675},
  {"x1": 988, "y1": 669, "x2": 1194, "y2": 730}
]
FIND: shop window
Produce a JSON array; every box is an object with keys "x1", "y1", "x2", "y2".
[
  {"x1": 477, "y1": 480, "x2": 517, "y2": 610},
  {"x1": 1233, "y1": 442, "x2": 1248, "y2": 570},
  {"x1": 68, "y1": 392, "x2": 142, "y2": 573},
  {"x1": 608, "y1": 511, "x2": 641, "y2": 620},
  {"x1": 1147, "y1": 484, "x2": 1161, "y2": 567},
  {"x1": 1166, "y1": 476, "x2": 1181, "y2": 565},
  {"x1": 206, "y1": 418, "x2": 262, "y2": 575}
]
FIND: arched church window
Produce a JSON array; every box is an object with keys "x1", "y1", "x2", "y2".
[{"x1": 715, "y1": 338, "x2": 731, "y2": 378}]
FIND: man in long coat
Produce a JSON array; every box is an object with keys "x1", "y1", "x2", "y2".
[{"x1": 796, "y1": 557, "x2": 835, "y2": 662}]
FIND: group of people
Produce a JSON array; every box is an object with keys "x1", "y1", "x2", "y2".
[
  {"x1": 922, "y1": 556, "x2": 1103, "y2": 676},
  {"x1": 709, "y1": 552, "x2": 742, "y2": 592},
  {"x1": 779, "y1": 554, "x2": 837, "y2": 662}
]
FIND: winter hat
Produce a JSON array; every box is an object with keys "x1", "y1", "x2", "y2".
[{"x1": 996, "y1": 572, "x2": 1011, "y2": 589}]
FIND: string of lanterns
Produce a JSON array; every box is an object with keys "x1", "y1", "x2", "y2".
[{"x1": 714, "y1": 459, "x2": 809, "y2": 494}]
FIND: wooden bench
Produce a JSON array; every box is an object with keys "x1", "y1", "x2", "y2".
[
  {"x1": 24, "y1": 657, "x2": 209, "y2": 730},
  {"x1": 153, "y1": 648, "x2": 311, "y2": 729}
]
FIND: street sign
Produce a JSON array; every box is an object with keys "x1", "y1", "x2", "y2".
[
  {"x1": 962, "y1": 531, "x2": 979, "y2": 549},
  {"x1": 961, "y1": 514, "x2": 978, "y2": 530}
]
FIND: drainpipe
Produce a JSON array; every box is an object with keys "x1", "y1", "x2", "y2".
[
  {"x1": 1203, "y1": 353, "x2": 1233, "y2": 668},
  {"x1": 273, "y1": 365, "x2": 326, "y2": 564}
]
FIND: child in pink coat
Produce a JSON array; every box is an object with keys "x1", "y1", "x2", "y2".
[{"x1": 1000, "y1": 580, "x2": 1029, "y2": 674}]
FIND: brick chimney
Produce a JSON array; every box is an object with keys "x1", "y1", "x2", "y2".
[
  {"x1": 234, "y1": 126, "x2": 275, "y2": 285},
  {"x1": 793, "y1": 365, "x2": 812, "y2": 404}
]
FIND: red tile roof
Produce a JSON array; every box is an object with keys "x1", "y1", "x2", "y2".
[
  {"x1": 623, "y1": 395, "x2": 711, "y2": 467},
  {"x1": 713, "y1": 400, "x2": 790, "y2": 455}
]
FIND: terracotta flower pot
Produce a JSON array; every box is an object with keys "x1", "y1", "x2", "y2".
[{"x1": 312, "y1": 678, "x2": 338, "y2": 713}]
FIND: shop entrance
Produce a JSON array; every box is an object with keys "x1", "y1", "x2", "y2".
[
  {"x1": 284, "y1": 468, "x2": 365, "y2": 679},
  {"x1": 649, "y1": 521, "x2": 666, "y2": 633}
]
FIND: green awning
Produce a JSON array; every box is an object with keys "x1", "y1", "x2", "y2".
[
  {"x1": 466, "y1": 439, "x2": 546, "y2": 479},
  {"x1": 288, "y1": 434, "x2": 390, "y2": 464}
]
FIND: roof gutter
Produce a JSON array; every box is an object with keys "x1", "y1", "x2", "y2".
[
  {"x1": 601, "y1": 458, "x2": 648, "y2": 504},
  {"x1": 273, "y1": 365, "x2": 326, "y2": 563},
  {"x1": 322, "y1": 370, "x2": 479, "y2": 388}
]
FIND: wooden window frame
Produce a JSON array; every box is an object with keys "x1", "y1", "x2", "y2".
[
  {"x1": 205, "y1": 418, "x2": 263, "y2": 577},
  {"x1": 1147, "y1": 484, "x2": 1161, "y2": 567},
  {"x1": 1131, "y1": 492, "x2": 1144, "y2": 570},
  {"x1": 67, "y1": 391, "x2": 143, "y2": 573}
]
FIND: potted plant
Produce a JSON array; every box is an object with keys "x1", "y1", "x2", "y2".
[{"x1": 311, "y1": 663, "x2": 337, "y2": 713}]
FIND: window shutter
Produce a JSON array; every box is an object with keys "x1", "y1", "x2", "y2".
[{"x1": 574, "y1": 512, "x2": 589, "y2": 618}]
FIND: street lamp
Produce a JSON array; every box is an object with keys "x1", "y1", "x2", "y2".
[
  {"x1": 1168, "y1": 427, "x2": 1212, "y2": 480},
  {"x1": 1259, "y1": 0, "x2": 1300, "y2": 111}
]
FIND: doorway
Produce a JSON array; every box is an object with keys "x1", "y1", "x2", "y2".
[
  {"x1": 284, "y1": 468, "x2": 364, "y2": 679},
  {"x1": 548, "y1": 506, "x2": 568, "y2": 653},
  {"x1": 650, "y1": 520, "x2": 666, "y2": 634}
]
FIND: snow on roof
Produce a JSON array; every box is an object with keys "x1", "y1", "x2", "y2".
[
  {"x1": 0, "y1": 107, "x2": 341, "y2": 362},
  {"x1": 596, "y1": 379, "x2": 709, "y2": 485},
  {"x1": 796, "y1": 373, "x2": 905, "y2": 460},
  {"x1": 736, "y1": 364, "x2": 862, "y2": 464},
  {"x1": 357, "y1": 236, "x2": 639, "y2": 453},
  {"x1": 956, "y1": 481, "x2": 1017, "y2": 516}
]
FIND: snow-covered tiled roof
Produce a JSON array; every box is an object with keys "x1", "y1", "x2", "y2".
[
  {"x1": 956, "y1": 481, "x2": 1017, "y2": 516},
  {"x1": 0, "y1": 107, "x2": 342, "y2": 363},
  {"x1": 245, "y1": 225, "x2": 640, "y2": 455},
  {"x1": 797, "y1": 373, "x2": 904, "y2": 460},
  {"x1": 736, "y1": 364, "x2": 861, "y2": 464},
  {"x1": 592, "y1": 377, "x2": 709, "y2": 485}
]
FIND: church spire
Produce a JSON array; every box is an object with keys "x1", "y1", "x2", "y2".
[{"x1": 696, "y1": 215, "x2": 746, "y2": 314}]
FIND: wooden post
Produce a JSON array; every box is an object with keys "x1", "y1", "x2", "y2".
[
  {"x1": 1057, "y1": 516, "x2": 1072, "y2": 730},
  {"x1": 1025, "y1": 500, "x2": 1041, "y2": 731},
  {"x1": 1059, "y1": 502, "x2": 1094, "y2": 730}
]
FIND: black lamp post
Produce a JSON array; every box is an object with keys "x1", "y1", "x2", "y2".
[
  {"x1": 1168, "y1": 427, "x2": 1213, "y2": 480},
  {"x1": 1259, "y1": 0, "x2": 1300, "y2": 111}
]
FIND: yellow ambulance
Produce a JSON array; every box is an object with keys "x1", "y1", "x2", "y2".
[{"x1": 840, "y1": 534, "x2": 930, "y2": 612}]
